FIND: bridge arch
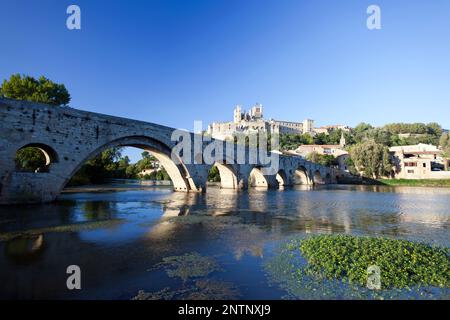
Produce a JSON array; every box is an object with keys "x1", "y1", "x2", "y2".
[
  {"x1": 15, "y1": 143, "x2": 59, "y2": 173},
  {"x1": 293, "y1": 166, "x2": 310, "y2": 185},
  {"x1": 63, "y1": 135, "x2": 192, "y2": 192},
  {"x1": 313, "y1": 170, "x2": 325, "y2": 185},
  {"x1": 210, "y1": 162, "x2": 238, "y2": 189},
  {"x1": 276, "y1": 169, "x2": 288, "y2": 187},
  {"x1": 249, "y1": 167, "x2": 269, "y2": 188}
]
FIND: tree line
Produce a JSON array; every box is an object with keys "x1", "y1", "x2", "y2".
[
  {"x1": 68, "y1": 150, "x2": 171, "y2": 186},
  {"x1": 278, "y1": 121, "x2": 448, "y2": 179}
]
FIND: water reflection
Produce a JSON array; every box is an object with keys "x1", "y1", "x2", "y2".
[
  {"x1": 5, "y1": 234, "x2": 45, "y2": 264},
  {"x1": 0, "y1": 183, "x2": 448, "y2": 299}
]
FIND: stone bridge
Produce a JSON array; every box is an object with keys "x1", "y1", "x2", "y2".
[{"x1": 0, "y1": 98, "x2": 338, "y2": 204}]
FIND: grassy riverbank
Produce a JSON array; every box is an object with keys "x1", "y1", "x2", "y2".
[
  {"x1": 338, "y1": 175, "x2": 450, "y2": 187},
  {"x1": 379, "y1": 179, "x2": 450, "y2": 187}
]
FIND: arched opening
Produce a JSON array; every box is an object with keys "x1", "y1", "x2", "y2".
[
  {"x1": 208, "y1": 162, "x2": 238, "y2": 189},
  {"x1": 15, "y1": 143, "x2": 58, "y2": 173},
  {"x1": 64, "y1": 136, "x2": 191, "y2": 192},
  {"x1": 249, "y1": 167, "x2": 268, "y2": 188},
  {"x1": 293, "y1": 166, "x2": 309, "y2": 185},
  {"x1": 276, "y1": 170, "x2": 287, "y2": 187},
  {"x1": 314, "y1": 170, "x2": 325, "y2": 185},
  {"x1": 135, "y1": 150, "x2": 170, "y2": 181},
  {"x1": 145, "y1": 151, "x2": 186, "y2": 190},
  {"x1": 207, "y1": 165, "x2": 221, "y2": 184}
]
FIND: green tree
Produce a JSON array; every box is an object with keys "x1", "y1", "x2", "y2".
[
  {"x1": 426, "y1": 122, "x2": 443, "y2": 137},
  {"x1": 144, "y1": 167, "x2": 171, "y2": 181},
  {"x1": 279, "y1": 133, "x2": 314, "y2": 150},
  {"x1": 156, "y1": 168, "x2": 171, "y2": 181},
  {"x1": 313, "y1": 133, "x2": 328, "y2": 145},
  {"x1": 4, "y1": 74, "x2": 71, "y2": 170},
  {"x1": 15, "y1": 147, "x2": 47, "y2": 172},
  {"x1": 326, "y1": 129, "x2": 344, "y2": 145},
  {"x1": 306, "y1": 152, "x2": 338, "y2": 167},
  {"x1": 134, "y1": 151, "x2": 157, "y2": 172},
  {"x1": 69, "y1": 148, "x2": 125, "y2": 185},
  {"x1": 352, "y1": 123, "x2": 374, "y2": 144},
  {"x1": 1, "y1": 74, "x2": 70, "y2": 106},
  {"x1": 366, "y1": 128, "x2": 392, "y2": 146},
  {"x1": 125, "y1": 164, "x2": 138, "y2": 178},
  {"x1": 440, "y1": 133, "x2": 450, "y2": 157},
  {"x1": 348, "y1": 140, "x2": 392, "y2": 179},
  {"x1": 208, "y1": 166, "x2": 221, "y2": 182}
]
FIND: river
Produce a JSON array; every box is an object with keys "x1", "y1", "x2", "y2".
[{"x1": 0, "y1": 180, "x2": 449, "y2": 299}]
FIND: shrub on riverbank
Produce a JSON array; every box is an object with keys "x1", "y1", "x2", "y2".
[{"x1": 290, "y1": 235, "x2": 449, "y2": 289}]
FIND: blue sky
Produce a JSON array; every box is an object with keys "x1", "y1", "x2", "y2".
[{"x1": 1, "y1": 0, "x2": 450, "y2": 162}]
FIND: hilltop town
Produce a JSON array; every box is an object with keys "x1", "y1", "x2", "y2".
[
  {"x1": 206, "y1": 104, "x2": 450, "y2": 182},
  {"x1": 206, "y1": 104, "x2": 350, "y2": 140}
]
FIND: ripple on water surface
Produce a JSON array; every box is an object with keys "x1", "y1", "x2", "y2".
[{"x1": 0, "y1": 183, "x2": 448, "y2": 299}]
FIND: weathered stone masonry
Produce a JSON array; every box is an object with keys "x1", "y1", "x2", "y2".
[{"x1": 0, "y1": 98, "x2": 337, "y2": 204}]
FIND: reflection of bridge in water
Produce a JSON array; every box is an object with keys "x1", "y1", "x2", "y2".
[
  {"x1": 153, "y1": 185, "x2": 450, "y2": 242},
  {"x1": 0, "y1": 98, "x2": 338, "y2": 204}
]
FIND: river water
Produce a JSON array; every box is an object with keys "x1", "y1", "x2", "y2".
[{"x1": 0, "y1": 180, "x2": 449, "y2": 299}]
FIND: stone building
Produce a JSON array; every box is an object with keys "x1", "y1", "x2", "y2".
[
  {"x1": 389, "y1": 144, "x2": 450, "y2": 179},
  {"x1": 314, "y1": 124, "x2": 351, "y2": 135},
  {"x1": 207, "y1": 104, "x2": 315, "y2": 140},
  {"x1": 290, "y1": 133, "x2": 349, "y2": 171}
]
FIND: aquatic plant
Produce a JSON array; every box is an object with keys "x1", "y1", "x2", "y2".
[
  {"x1": 133, "y1": 252, "x2": 240, "y2": 300},
  {"x1": 132, "y1": 288, "x2": 179, "y2": 300},
  {"x1": 265, "y1": 234, "x2": 449, "y2": 299},
  {"x1": 157, "y1": 252, "x2": 221, "y2": 282},
  {"x1": 185, "y1": 280, "x2": 240, "y2": 300},
  {"x1": 297, "y1": 235, "x2": 449, "y2": 289},
  {"x1": 132, "y1": 280, "x2": 240, "y2": 300}
]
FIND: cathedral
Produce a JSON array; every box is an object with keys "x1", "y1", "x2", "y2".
[{"x1": 206, "y1": 104, "x2": 315, "y2": 140}]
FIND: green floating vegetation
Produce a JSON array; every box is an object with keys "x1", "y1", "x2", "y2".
[
  {"x1": 132, "y1": 280, "x2": 240, "y2": 300},
  {"x1": 157, "y1": 252, "x2": 222, "y2": 282},
  {"x1": 265, "y1": 235, "x2": 450, "y2": 299},
  {"x1": 132, "y1": 287, "x2": 179, "y2": 300},
  {"x1": 293, "y1": 235, "x2": 449, "y2": 289},
  {"x1": 186, "y1": 279, "x2": 240, "y2": 300},
  {"x1": 133, "y1": 252, "x2": 240, "y2": 300}
]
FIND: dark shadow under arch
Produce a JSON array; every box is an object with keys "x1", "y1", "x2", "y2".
[
  {"x1": 314, "y1": 170, "x2": 324, "y2": 185},
  {"x1": 276, "y1": 169, "x2": 287, "y2": 187},
  {"x1": 293, "y1": 165, "x2": 309, "y2": 185}
]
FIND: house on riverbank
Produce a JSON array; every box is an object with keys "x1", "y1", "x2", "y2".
[
  {"x1": 290, "y1": 133, "x2": 349, "y2": 172},
  {"x1": 389, "y1": 144, "x2": 450, "y2": 179}
]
